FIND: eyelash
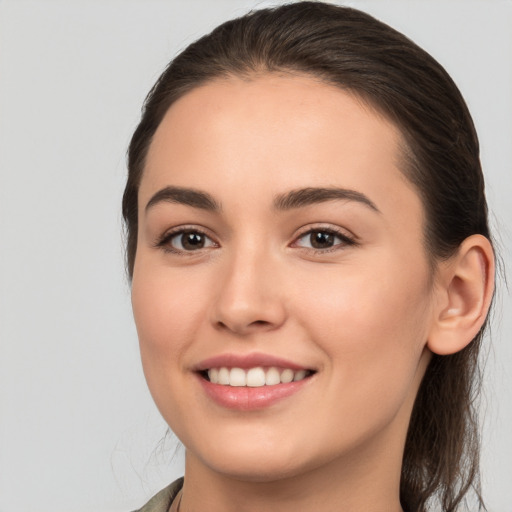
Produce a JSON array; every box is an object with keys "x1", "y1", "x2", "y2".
[
  {"x1": 154, "y1": 225, "x2": 357, "y2": 255},
  {"x1": 292, "y1": 226, "x2": 358, "y2": 253},
  {"x1": 154, "y1": 226, "x2": 218, "y2": 255}
]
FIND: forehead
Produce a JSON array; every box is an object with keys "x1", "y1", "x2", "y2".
[{"x1": 141, "y1": 73, "x2": 419, "y2": 220}]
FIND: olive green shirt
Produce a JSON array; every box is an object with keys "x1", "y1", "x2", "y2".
[{"x1": 133, "y1": 478, "x2": 183, "y2": 512}]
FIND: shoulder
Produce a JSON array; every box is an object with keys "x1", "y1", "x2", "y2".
[{"x1": 132, "y1": 477, "x2": 184, "y2": 512}]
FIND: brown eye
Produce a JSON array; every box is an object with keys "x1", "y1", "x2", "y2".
[
  {"x1": 169, "y1": 230, "x2": 215, "y2": 251},
  {"x1": 310, "y1": 231, "x2": 335, "y2": 249},
  {"x1": 295, "y1": 229, "x2": 355, "y2": 251}
]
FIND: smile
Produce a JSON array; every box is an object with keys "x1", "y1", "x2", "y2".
[
  {"x1": 205, "y1": 366, "x2": 313, "y2": 387},
  {"x1": 195, "y1": 353, "x2": 316, "y2": 410}
]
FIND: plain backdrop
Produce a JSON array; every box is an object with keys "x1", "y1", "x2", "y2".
[{"x1": 0, "y1": 1, "x2": 511, "y2": 511}]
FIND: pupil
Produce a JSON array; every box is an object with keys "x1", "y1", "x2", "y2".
[
  {"x1": 182, "y1": 232, "x2": 204, "y2": 250},
  {"x1": 311, "y1": 231, "x2": 334, "y2": 249}
]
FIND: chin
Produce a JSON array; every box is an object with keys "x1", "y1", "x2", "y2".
[
  {"x1": 204, "y1": 456, "x2": 310, "y2": 483},
  {"x1": 186, "y1": 432, "x2": 327, "y2": 484}
]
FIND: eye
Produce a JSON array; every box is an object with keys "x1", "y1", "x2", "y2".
[
  {"x1": 157, "y1": 229, "x2": 217, "y2": 253},
  {"x1": 294, "y1": 228, "x2": 355, "y2": 251}
]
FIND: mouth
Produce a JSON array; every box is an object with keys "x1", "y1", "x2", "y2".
[
  {"x1": 199, "y1": 366, "x2": 315, "y2": 387},
  {"x1": 194, "y1": 353, "x2": 316, "y2": 410}
]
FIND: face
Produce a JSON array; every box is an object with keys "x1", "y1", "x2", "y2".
[{"x1": 132, "y1": 74, "x2": 434, "y2": 482}]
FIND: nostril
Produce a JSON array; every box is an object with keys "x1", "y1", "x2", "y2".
[
  {"x1": 217, "y1": 320, "x2": 271, "y2": 329},
  {"x1": 250, "y1": 320, "x2": 271, "y2": 327}
]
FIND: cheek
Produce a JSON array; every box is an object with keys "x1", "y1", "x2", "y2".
[
  {"x1": 131, "y1": 262, "x2": 207, "y2": 386},
  {"x1": 294, "y1": 256, "x2": 432, "y2": 396},
  {"x1": 130, "y1": 262, "x2": 217, "y2": 431}
]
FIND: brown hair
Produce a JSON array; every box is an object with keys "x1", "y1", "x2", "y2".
[{"x1": 123, "y1": 3, "x2": 492, "y2": 510}]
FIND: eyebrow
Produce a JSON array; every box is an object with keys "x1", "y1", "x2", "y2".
[
  {"x1": 144, "y1": 185, "x2": 379, "y2": 215},
  {"x1": 273, "y1": 187, "x2": 380, "y2": 212},
  {"x1": 145, "y1": 186, "x2": 221, "y2": 213}
]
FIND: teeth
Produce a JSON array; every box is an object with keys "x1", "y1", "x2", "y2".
[
  {"x1": 229, "y1": 368, "x2": 246, "y2": 387},
  {"x1": 265, "y1": 367, "x2": 281, "y2": 386},
  {"x1": 218, "y1": 367, "x2": 230, "y2": 385},
  {"x1": 280, "y1": 369, "x2": 294, "y2": 383},
  {"x1": 206, "y1": 366, "x2": 310, "y2": 387},
  {"x1": 293, "y1": 369, "x2": 307, "y2": 381},
  {"x1": 208, "y1": 368, "x2": 219, "y2": 384},
  {"x1": 246, "y1": 367, "x2": 266, "y2": 387}
]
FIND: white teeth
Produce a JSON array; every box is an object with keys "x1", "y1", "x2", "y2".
[
  {"x1": 293, "y1": 369, "x2": 307, "y2": 382},
  {"x1": 208, "y1": 368, "x2": 219, "y2": 384},
  {"x1": 246, "y1": 367, "x2": 266, "y2": 387},
  {"x1": 218, "y1": 367, "x2": 230, "y2": 385},
  {"x1": 265, "y1": 367, "x2": 281, "y2": 386},
  {"x1": 206, "y1": 366, "x2": 311, "y2": 387},
  {"x1": 280, "y1": 368, "x2": 294, "y2": 383},
  {"x1": 229, "y1": 367, "x2": 246, "y2": 387}
]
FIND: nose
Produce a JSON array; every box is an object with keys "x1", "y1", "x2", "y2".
[{"x1": 211, "y1": 248, "x2": 287, "y2": 336}]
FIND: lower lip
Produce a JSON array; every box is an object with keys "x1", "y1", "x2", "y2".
[{"x1": 197, "y1": 374, "x2": 311, "y2": 411}]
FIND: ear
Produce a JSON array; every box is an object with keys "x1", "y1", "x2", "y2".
[{"x1": 427, "y1": 234, "x2": 495, "y2": 355}]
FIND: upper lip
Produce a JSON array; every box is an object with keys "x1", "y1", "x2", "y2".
[{"x1": 194, "y1": 352, "x2": 312, "y2": 372}]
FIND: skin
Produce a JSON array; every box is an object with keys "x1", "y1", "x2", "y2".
[{"x1": 132, "y1": 73, "x2": 451, "y2": 512}]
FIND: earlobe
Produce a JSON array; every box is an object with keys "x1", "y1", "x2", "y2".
[{"x1": 427, "y1": 234, "x2": 495, "y2": 356}]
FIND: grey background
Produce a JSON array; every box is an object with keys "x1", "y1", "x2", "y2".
[{"x1": 0, "y1": 1, "x2": 510, "y2": 510}]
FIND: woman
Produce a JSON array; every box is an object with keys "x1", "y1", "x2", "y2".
[{"x1": 124, "y1": 3, "x2": 495, "y2": 511}]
